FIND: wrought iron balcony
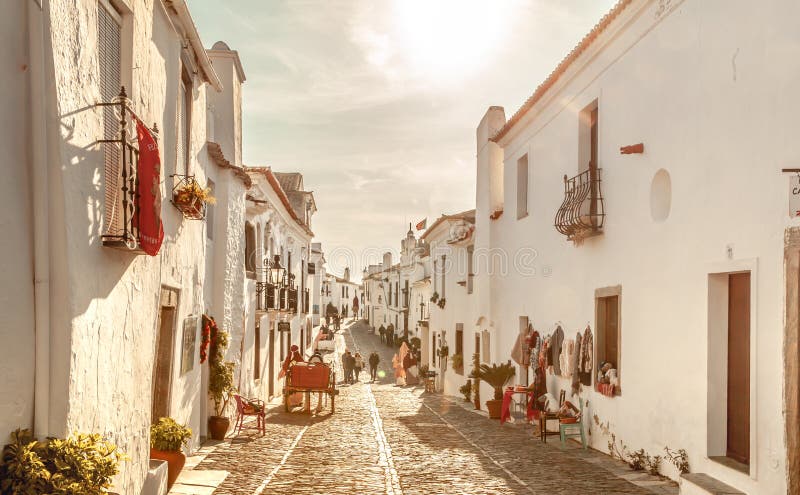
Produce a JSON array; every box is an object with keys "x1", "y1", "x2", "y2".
[
  {"x1": 554, "y1": 165, "x2": 605, "y2": 241},
  {"x1": 98, "y1": 86, "x2": 156, "y2": 252},
  {"x1": 256, "y1": 282, "x2": 278, "y2": 311}
]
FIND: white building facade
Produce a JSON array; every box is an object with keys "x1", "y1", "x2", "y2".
[{"x1": 471, "y1": 1, "x2": 800, "y2": 493}]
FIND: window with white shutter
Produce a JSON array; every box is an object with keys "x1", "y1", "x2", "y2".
[
  {"x1": 177, "y1": 67, "x2": 192, "y2": 175},
  {"x1": 98, "y1": 0, "x2": 122, "y2": 235}
]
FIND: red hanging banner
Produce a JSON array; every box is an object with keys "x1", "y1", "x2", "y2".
[{"x1": 134, "y1": 117, "x2": 164, "y2": 256}]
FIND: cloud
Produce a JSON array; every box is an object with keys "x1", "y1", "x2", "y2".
[{"x1": 191, "y1": 0, "x2": 620, "y2": 269}]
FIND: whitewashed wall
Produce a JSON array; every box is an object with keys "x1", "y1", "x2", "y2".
[
  {"x1": 481, "y1": 1, "x2": 800, "y2": 492},
  {"x1": 34, "y1": 1, "x2": 218, "y2": 492}
]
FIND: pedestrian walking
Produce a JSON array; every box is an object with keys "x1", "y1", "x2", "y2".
[
  {"x1": 342, "y1": 350, "x2": 354, "y2": 384},
  {"x1": 378, "y1": 324, "x2": 386, "y2": 344},
  {"x1": 368, "y1": 351, "x2": 380, "y2": 382},
  {"x1": 386, "y1": 323, "x2": 395, "y2": 347},
  {"x1": 354, "y1": 352, "x2": 364, "y2": 382},
  {"x1": 392, "y1": 351, "x2": 406, "y2": 386}
]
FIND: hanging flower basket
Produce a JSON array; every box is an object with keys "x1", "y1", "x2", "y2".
[{"x1": 172, "y1": 175, "x2": 215, "y2": 220}]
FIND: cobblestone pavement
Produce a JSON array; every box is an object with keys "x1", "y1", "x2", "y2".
[{"x1": 188, "y1": 321, "x2": 677, "y2": 495}]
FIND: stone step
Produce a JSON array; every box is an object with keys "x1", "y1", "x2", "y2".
[{"x1": 680, "y1": 473, "x2": 745, "y2": 495}]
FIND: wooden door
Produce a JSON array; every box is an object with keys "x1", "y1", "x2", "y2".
[
  {"x1": 254, "y1": 322, "x2": 261, "y2": 380},
  {"x1": 152, "y1": 305, "x2": 176, "y2": 422},
  {"x1": 268, "y1": 326, "x2": 275, "y2": 398},
  {"x1": 727, "y1": 272, "x2": 750, "y2": 465}
]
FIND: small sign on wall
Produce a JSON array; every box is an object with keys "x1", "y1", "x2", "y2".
[
  {"x1": 181, "y1": 316, "x2": 199, "y2": 374},
  {"x1": 791, "y1": 174, "x2": 800, "y2": 217}
]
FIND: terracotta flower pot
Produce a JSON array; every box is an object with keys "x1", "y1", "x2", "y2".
[
  {"x1": 485, "y1": 399, "x2": 503, "y2": 419},
  {"x1": 208, "y1": 416, "x2": 230, "y2": 440},
  {"x1": 150, "y1": 448, "x2": 185, "y2": 489}
]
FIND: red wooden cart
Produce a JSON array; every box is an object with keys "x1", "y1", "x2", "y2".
[{"x1": 283, "y1": 362, "x2": 338, "y2": 413}]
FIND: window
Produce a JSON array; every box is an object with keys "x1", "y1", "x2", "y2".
[
  {"x1": 481, "y1": 329, "x2": 490, "y2": 364},
  {"x1": 595, "y1": 286, "x2": 621, "y2": 395},
  {"x1": 433, "y1": 259, "x2": 437, "y2": 294},
  {"x1": 517, "y1": 154, "x2": 528, "y2": 219},
  {"x1": 245, "y1": 223, "x2": 256, "y2": 278},
  {"x1": 404, "y1": 280, "x2": 409, "y2": 308},
  {"x1": 579, "y1": 101, "x2": 599, "y2": 174},
  {"x1": 441, "y1": 255, "x2": 446, "y2": 299},
  {"x1": 206, "y1": 179, "x2": 215, "y2": 240},
  {"x1": 176, "y1": 66, "x2": 192, "y2": 175},
  {"x1": 98, "y1": 0, "x2": 123, "y2": 235},
  {"x1": 467, "y1": 245, "x2": 474, "y2": 294},
  {"x1": 455, "y1": 323, "x2": 464, "y2": 374}
]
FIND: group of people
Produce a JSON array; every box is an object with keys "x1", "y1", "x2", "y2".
[
  {"x1": 341, "y1": 349, "x2": 381, "y2": 384},
  {"x1": 377, "y1": 323, "x2": 395, "y2": 346},
  {"x1": 391, "y1": 342, "x2": 419, "y2": 386}
]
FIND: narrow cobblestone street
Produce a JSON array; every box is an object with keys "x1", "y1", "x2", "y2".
[{"x1": 178, "y1": 321, "x2": 676, "y2": 495}]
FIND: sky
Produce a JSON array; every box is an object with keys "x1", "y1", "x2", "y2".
[{"x1": 191, "y1": 0, "x2": 618, "y2": 279}]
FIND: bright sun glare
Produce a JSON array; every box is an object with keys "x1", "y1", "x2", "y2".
[{"x1": 391, "y1": 0, "x2": 512, "y2": 80}]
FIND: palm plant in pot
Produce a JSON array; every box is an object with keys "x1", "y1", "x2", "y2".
[
  {"x1": 205, "y1": 315, "x2": 236, "y2": 440},
  {"x1": 476, "y1": 361, "x2": 515, "y2": 419},
  {"x1": 150, "y1": 417, "x2": 192, "y2": 489}
]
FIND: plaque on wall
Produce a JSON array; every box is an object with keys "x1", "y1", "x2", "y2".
[{"x1": 180, "y1": 315, "x2": 199, "y2": 374}]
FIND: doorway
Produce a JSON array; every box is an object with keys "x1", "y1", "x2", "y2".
[
  {"x1": 726, "y1": 272, "x2": 750, "y2": 465},
  {"x1": 707, "y1": 267, "x2": 753, "y2": 473},
  {"x1": 785, "y1": 229, "x2": 800, "y2": 494},
  {"x1": 268, "y1": 324, "x2": 275, "y2": 399},
  {"x1": 152, "y1": 288, "x2": 178, "y2": 422}
]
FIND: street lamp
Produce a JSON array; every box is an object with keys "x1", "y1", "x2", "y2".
[{"x1": 266, "y1": 255, "x2": 285, "y2": 287}]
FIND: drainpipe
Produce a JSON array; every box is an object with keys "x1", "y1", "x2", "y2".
[{"x1": 29, "y1": 0, "x2": 51, "y2": 437}]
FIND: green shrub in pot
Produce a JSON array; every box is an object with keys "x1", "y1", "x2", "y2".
[{"x1": 0, "y1": 428, "x2": 124, "y2": 495}]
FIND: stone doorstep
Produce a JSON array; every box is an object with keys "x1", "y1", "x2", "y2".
[
  {"x1": 680, "y1": 473, "x2": 745, "y2": 495},
  {"x1": 168, "y1": 470, "x2": 228, "y2": 495}
]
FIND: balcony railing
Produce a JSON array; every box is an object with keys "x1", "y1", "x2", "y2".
[
  {"x1": 554, "y1": 165, "x2": 605, "y2": 241},
  {"x1": 98, "y1": 87, "x2": 155, "y2": 252},
  {"x1": 256, "y1": 282, "x2": 277, "y2": 311}
]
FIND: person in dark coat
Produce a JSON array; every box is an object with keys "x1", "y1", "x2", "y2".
[
  {"x1": 386, "y1": 324, "x2": 395, "y2": 347},
  {"x1": 342, "y1": 350, "x2": 355, "y2": 384},
  {"x1": 378, "y1": 324, "x2": 386, "y2": 344},
  {"x1": 368, "y1": 351, "x2": 380, "y2": 382}
]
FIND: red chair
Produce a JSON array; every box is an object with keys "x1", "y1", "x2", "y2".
[{"x1": 233, "y1": 394, "x2": 266, "y2": 436}]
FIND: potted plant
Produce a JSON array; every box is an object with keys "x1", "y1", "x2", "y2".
[
  {"x1": 437, "y1": 298, "x2": 446, "y2": 309},
  {"x1": 429, "y1": 292, "x2": 439, "y2": 303},
  {"x1": 459, "y1": 380, "x2": 472, "y2": 402},
  {"x1": 172, "y1": 177, "x2": 215, "y2": 219},
  {"x1": 150, "y1": 418, "x2": 192, "y2": 489},
  {"x1": 0, "y1": 428, "x2": 124, "y2": 494},
  {"x1": 476, "y1": 362, "x2": 516, "y2": 419},
  {"x1": 205, "y1": 316, "x2": 236, "y2": 440}
]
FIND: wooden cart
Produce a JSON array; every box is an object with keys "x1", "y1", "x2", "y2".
[{"x1": 283, "y1": 362, "x2": 338, "y2": 413}]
